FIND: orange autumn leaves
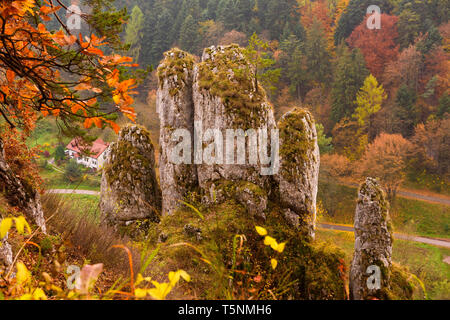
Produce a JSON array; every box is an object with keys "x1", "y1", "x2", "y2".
[{"x1": 0, "y1": 0, "x2": 138, "y2": 134}]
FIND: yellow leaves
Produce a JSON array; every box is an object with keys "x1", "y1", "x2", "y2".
[
  {"x1": 14, "y1": 216, "x2": 31, "y2": 235},
  {"x1": 271, "y1": 259, "x2": 278, "y2": 270},
  {"x1": 255, "y1": 226, "x2": 268, "y2": 236},
  {"x1": 134, "y1": 270, "x2": 191, "y2": 300},
  {"x1": 255, "y1": 225, "x2": 287, "y2": 269},
  {"x1": 275, "y1": 242, "x2": 286, "y2": 253},
  {"x1": 263, "y1": 235, "x2": 276, "y2": 248},
  {"x1": 16, "y1": 262, "x2": 31, "y2": 285},
  {"x1": 0, "y1": 216, "x2": 31, "y2": 239},
  {"x1": 112, "y1": 94, "x2": 121, "y2": 105},
  {"x1": 256, "y1": 226, "x2": 287, "y2": 252},
  {"x1": 0, "y1": 218, "x2": 13, "y2": 239}
]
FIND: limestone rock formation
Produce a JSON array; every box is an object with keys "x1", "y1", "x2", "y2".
[
  {"x1": 156, "y1": 45, "x2": 320, "y2": 224},
  {"x1": 100, "y1": 125, "x2": 162, "y2": 228},
  {"x1": 157, "y1": 49, "x2": 198, "y2": 215},
  {"x1": 350, "y1": 177, "x2": 393, "y2": 300},
  {"x1": 275, "y1": 108, "x2": 320, "y2": 238},
  {"x1": 193, "y1": 45, "x2": 277, "y2": 211}
]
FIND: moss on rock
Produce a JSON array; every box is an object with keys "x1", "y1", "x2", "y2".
[
  {"x1": 197, "y1": 45, "x2": 270, "y2": 129},
  {"x1": 145, "y1": 200, "x2": 347, "y2": 300},
  {"x1": 157, "y1": 48, "x2": 195, "y2": 96},
  {"x1": 101, "y1": 124, "x2": 162, "y2": 230}
]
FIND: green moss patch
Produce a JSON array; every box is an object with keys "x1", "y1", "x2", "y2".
[
  {"x1": 157, "y1": 48, "x2": 195, "y2": 96},
  {"x1": 145, "y1": 199, "x2": 347, "y2": 300},
  {"x1": 197, "y1": 45, "x2": 270, "y2": 129},
  {"x1": 278, "y1": 107, "x2": 315, "y2": 183}
]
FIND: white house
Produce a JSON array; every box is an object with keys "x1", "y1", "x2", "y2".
[{"x1": 65, "y1": 138, "x2": 110, "y2": 170}]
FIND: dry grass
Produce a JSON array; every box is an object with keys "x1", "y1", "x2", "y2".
[{"x1": 41, "y1": 193, "x2": 141, "y2": 277}]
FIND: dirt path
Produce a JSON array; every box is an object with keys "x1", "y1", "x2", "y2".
[
  {"x1": 47, "y1": 189, "x2": 100, "y2": 196},
  {"x1": 319, "y1": 223, "x2": 450, "y2": 249},
  {"x1": 339, "y1": 182, "x2": 450, "y2": 206}
]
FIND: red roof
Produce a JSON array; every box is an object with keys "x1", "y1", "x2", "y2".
[{"x1": 66, "y1": 138, "x2": 109, "y2": 159}]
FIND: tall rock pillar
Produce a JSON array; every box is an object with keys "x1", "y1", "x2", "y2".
[{"x1": 350, "y1": 177, "x2": 393, "y2": 300}]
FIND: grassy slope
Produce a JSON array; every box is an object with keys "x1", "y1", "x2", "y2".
[
  {"x1": 39, "y1": 165, "x2": 101, "y2": 191},
  {"x1": 319, "y1": 181, "x2": 450, "y2": 239},
  {"x1": 316, "y1": 229, "x2": 450, "y2": 300}
]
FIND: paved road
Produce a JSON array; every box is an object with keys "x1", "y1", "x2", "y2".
[
  {"x1": 319, "y1": 223, "x2": 450, "y2": 249},
  {"x1": 343, "y1": 182, "x2": 450, "y2": 206},
  {"x1": 47, "y1": 189, "x2": 100, "y2": 196}
]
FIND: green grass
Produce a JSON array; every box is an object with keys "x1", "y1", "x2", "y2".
[
  {"x1": 28, "y1": 118, "x2": 70, "y2": 149},
  {"x1": 39, "y1": 165, "x2": 101, "y2": 191},
  {"x1": 316, "y1": 229, "x2": 450, "y2": 300},
  {"x1": 404, "y1": 171, "x2": 450, "y2": 197},
  {"x1": 52, "y1": 194, "x2": 101, "y2": 222},
  {"x1": 318, "y1": 181, "x2": 450, "y2": 239}
]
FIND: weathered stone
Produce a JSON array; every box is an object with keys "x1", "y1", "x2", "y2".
[
  {"x1": 350, "y1": 177, "x2": 393, "y2": 300},
  {"x1": 100, "y1": 124, "x2": 162, "y2": 228},
  {"x1": 157, "y1": 48, "x2": 198, "y2": 215},
  {"x1": 275, "y1": 108, "x2": 320, "y2": 238},
  {"x1": 0, "y1": 234, "x2": 13, "y2": 269},
  {"x1": 193, "y1": 45, "x2": 277, "y2": 210}
]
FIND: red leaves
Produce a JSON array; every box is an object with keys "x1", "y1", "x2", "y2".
[{"x1": 347, "y1": 14, "x2": 400, "y2": 80}]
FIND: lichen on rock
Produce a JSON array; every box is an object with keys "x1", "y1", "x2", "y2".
[
  {"x1": 157, "y1": 48, "x2": 198, "y2": 215},
  {"x1": 349, "y1": 177, "x2": 393, "y2": 300},
  {"x1": 275, "y1": 107, "x2": 320, "y2": 239},
  {"x1": 196, "y1": 45, "x2": 269, "y2": 129},
  {"x1": 100, "y1": 124, "x2": 162, "y2": 231},
  {"x1": 193, "y1": 45, "x2": 277, "y2": 211}
]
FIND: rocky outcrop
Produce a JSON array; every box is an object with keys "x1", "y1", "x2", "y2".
[
  {"x1": 193, "y1": 45, "x2": 277, "y2": 211},
  {"x1": 157, "y1": 49, "x2": 198, "y2": 215},
  {"x1": 105, "y1": 44, "x2": 320, "y2": 236},
  {"x1": 155, "y1": 45, "x2": 320, "y2": 226},
  {"x1": 275, "y1": 108, "x2": 320, "y2": 238},
  {"x1": 100, "y1": 125, "x2": 162, "y2": 228},
  {"x1": 350, "y1": 178, "x2": 393, "y2": 300}
]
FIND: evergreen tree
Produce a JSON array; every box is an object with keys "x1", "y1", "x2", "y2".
[
  {"x1": 179, "y1": 15, "x2": 200, "y2": 54},
  {"x1": 305, "y1": 19, "x2": 332, "y2": 86},
  {"x1": 124, "y1": 5, "x2": 145, "y2": 62},
  {"x1": 150, "y1": 8, "x2": 174, "y2": 65},
  {"x1": 331, "y1": 44, "x2": 369, "y2": 125},
  {"x1": 392, "y1": 85, "x2": 418, "y2": 137}
]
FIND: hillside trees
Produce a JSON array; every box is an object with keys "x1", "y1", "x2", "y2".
[
  {"x1": 331, "y1": 45, "x2": 369, "y2": 125},
  {"x1": 358, "y1": 133, "x2": 414, "y2": 200},
  {"x1": 334, "y1": 0, "x2": 394, "y2": 44},
  {"x1": 124, "y1": 5, "x2": 145, "y2": 62},
  {"x1": 353, "y1": 74, "x2": 387, "y2": 140},
  {"x1": 304, "y1": 19, "x2": 332, "y2": 86},
  {"x1": 347, "y1": 14, "x2": 399, "y2": 80},
  {"x1": 179, "y1": 15, "x2": 200, "y2": 53}
]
